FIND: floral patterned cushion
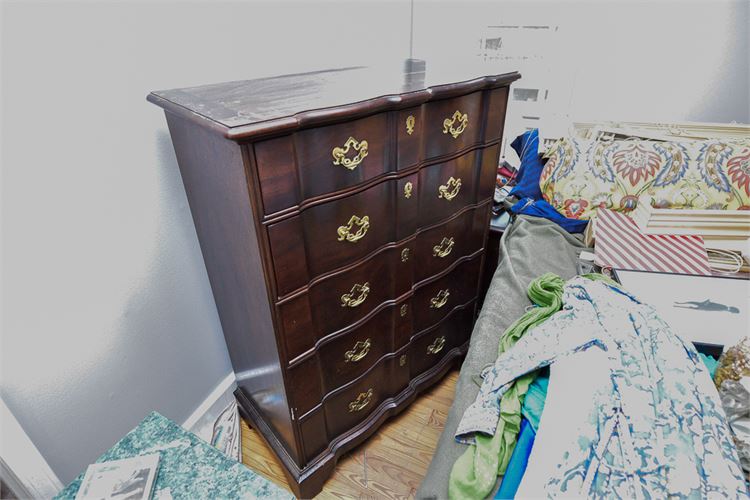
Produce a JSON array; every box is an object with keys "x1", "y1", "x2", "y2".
[{"x1": 539, "y1": 137, "x2": 750, "y2": 219}]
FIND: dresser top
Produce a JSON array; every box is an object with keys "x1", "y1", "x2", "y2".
[{"x1": 148, "y1": 64, "x2": 520, "y2": 140}]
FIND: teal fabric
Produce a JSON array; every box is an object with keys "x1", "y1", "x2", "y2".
[
  {"x1": 520, "y1": 370, "x2": 549, "y2": 433},
  {"x1": 700, "y1": 352, "x2": 719, "y2": 379},
  {"x1": 55, "y1": 412, "x2": 291, "y2": 499}
]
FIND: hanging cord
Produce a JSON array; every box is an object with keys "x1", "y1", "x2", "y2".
[{"x1": 706, "y1": 248, "x2": 744, "y2": 275}]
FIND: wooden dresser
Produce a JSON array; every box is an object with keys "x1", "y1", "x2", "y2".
[{"x1": 148, "y1": 66, "x2": 519, "y2": 497}]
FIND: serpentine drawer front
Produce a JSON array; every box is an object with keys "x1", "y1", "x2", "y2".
[{"x1": 148, "y1": 66, "x2": 519, "y2": 498}]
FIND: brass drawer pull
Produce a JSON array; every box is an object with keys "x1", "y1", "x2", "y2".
[
  {"x1": 341, "y1": 282, "x2": 370, "y2": 308},
  {"x1": 337, "y1": 215, "x2": 370, "y2": 242},
  {"x1": 438, "y1": 177, "x2": 461, "y2": 201},
  {"x1": 401, "y1": 248, "x2": 410, "y2": 262},
  {"x1": 332, "y1": 136, "x2": 369, "y2": 170},
  {"x1": 432, "y1": 237, "x2": 455, "y2": 258},
  {"x1": 430, "y1": 289, "x2": 450, "y2": 309},
  {"x1": 427, "y1": 336, "x2": 446, "y2": 355},
  {"x1": 348, "y1": 388, "x2": 373, "y2": 412},
  {"x1": 344, "y1": 338, "x2": 371, "y2": 363},
  {"x1": 443, "y1": 110, "x2": 469, "y2": 139}
]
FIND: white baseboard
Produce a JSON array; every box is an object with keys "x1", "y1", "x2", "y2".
[
  {"x1": 0, "y1": 398, "x2": 63, "y2": 498},
  {"x1": 182, "y1": 372, "x2": 237, "y2": 443}
]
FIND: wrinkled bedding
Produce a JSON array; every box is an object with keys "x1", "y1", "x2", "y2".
[{"x1": 416, "y1": 215, "x2": 585, "y2": 499}]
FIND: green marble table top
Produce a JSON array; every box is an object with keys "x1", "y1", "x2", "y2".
[{"x1": 55, "y1": 412, "x2": 292, "y2": 500}]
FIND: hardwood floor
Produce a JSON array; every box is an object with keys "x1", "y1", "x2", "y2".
[{"x1": 241, "y1": 370, "x2": 458, "y2": 499}]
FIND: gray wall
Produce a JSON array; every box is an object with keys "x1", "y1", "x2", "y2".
[
  {"x1": 1, "y1": 0, "x2": 747, "y2": 488},
  {"x1": 412, "y1": 0, "x2": 750, "y2": 125},
  {"x1": 1, "y1": 1, "x2": 410, "y2": 484}
]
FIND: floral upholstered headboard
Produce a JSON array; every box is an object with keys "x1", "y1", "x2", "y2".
[
  {"x1": 544, "y1": 120, "x2": 750, "y2": 147},
  {"x1": 538, "y1": 121, "x2": 750, "y2": 220}
]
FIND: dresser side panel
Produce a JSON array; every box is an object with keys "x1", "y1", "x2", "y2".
[
  {"x1": 164, "y1": 113, "x2": 297, "y2": 460},
  {"x1": 484, "y1": 86, "x2": 510, "y2": 142}
]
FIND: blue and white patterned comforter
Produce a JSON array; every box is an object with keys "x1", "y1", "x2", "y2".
[{"x1": 456, "y1": 276, "x2": 748, "y2": 498}]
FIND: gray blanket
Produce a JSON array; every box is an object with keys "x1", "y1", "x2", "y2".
[{"x1": 416, "y1": 215, "x2": 585, "y2": 499}]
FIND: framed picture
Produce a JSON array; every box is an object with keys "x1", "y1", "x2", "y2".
[{"x1": 612, "y1": 269, "x2": 749, "y2": 350}]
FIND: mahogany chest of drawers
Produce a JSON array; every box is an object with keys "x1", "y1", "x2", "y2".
[{"x1": 148, "y1": 66, "x2": 519, "y2": 497}]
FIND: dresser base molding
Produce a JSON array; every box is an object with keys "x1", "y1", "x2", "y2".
[{"x1": 236, "y1": 341, "x2": 468, "y2": 498}]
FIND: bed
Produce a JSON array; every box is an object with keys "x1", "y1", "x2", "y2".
[{"x1": 417, "y1": 120, "x2": 750, "y2": 498}]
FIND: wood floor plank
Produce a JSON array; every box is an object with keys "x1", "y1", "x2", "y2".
[{"x1": 241, "y1": 369, "x2": 459, "y2": 499}]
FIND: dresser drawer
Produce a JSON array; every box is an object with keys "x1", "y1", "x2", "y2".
[
  {"x1": 409, "y1": 305, "x2": 474, "y2": 379},
  {"x1": 269, "y1": 175, "x2": 422, "y2": 297},
  {"x1": 296, "y1": 351, "x2": 411, "y2": 463},
  {"x1": 254, "y1": 113, "x2": 391, "y2": 216},
  {"x1": 417, "y1": 150, "x2": 479, "y2": 229},
  {"x1": 255, "y1": 88, "x2": 507, "y2": 217},
  {"x1": 284, "y1": 300, "x2": 413, "y2": 415},
  {"x1": 285, "y1": 241, "x2": 413, "y2": 346},
  {"x1": 422, "y1": 91, "x2": 484, "y2": 160},
  {"x1": 268, "y1": 179, "x2": 403, "y2": 296},
  {"x1": 414, "y1": 202, "x2": 490, "y2": 283},
  {"x1": 412, "y1": 254, "x2": 482, "y2": 333},
  {"x1": 307, "y1": 241, "x2": 412, "y2": 337},
  {"x1": 277, "y1": 242, "x2": 414, "y2": 361},
  {"x1": 322, "y1": 353, "x2": 410, "y2": 439},
  {"x1": 315, "y1": 304, "x2": 409, "y2": 392}
]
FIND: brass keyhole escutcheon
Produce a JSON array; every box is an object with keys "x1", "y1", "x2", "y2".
[
  {"x1": 404, "y1": 181, "x2": 413, "y2": 199},
  {"x1": 406, "y1": 115, "x2": 416, "y2": 135}
]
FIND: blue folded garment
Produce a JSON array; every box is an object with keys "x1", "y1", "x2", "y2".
[
  {"x1": 506, "y1": 129, "x2": 589, "y2": 233},
  {"x1": 508, "y1": 129, "x2": 544, "y2": 201},
  {"x1": 495, "y1": 418, "x2": 536, "y2": 499},
  {"x1": 511, "y1": 197, "x2": 589, "y2": 234}
]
